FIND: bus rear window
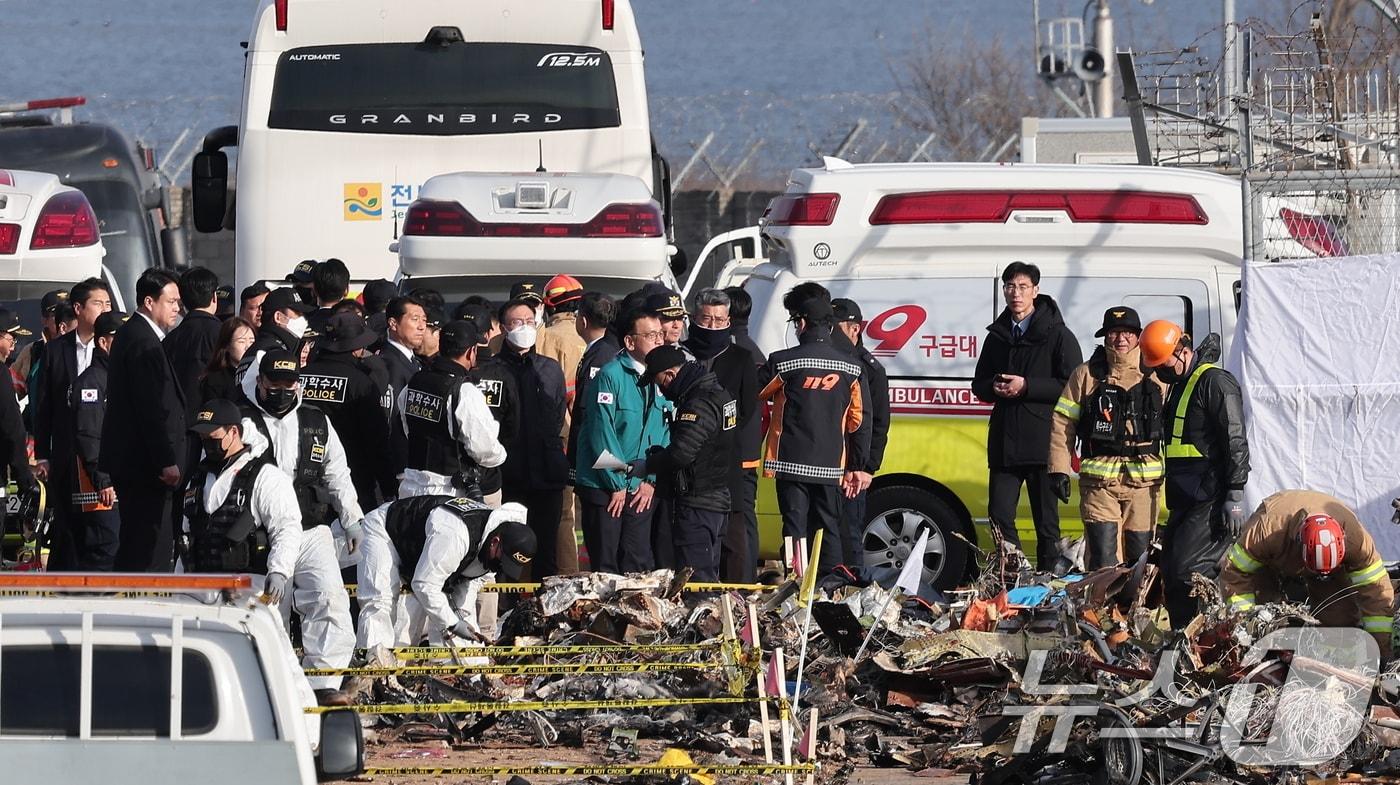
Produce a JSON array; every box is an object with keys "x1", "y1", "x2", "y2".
[
  {"x1": 1, "y1": 645, "x2": 217, "y2": 736},
  {"x1": 268, "y1": 42, "x2": 621, "y2": 136}
]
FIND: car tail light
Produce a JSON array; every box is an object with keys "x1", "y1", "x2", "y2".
[
  {"x1": 0, "y1": 224, "x2": 19, "y2": 255},
  {"x1": 767, "y1": 193, "x2": 840, "y2": 226},
  {"x1": 1280, "y1": 207, "x2": 1348, "y2": 257},
  {"x1": 30, "y1": 191, "x2": 100, "y2": 249},
  {"x1": 602, "y1": 0, "x2": 615, "y2": 29},
  {"x1": 0, "y1": 170, "x2": 12, "y2": 187},
  {"x1": 403, "y1": 201, "x2": 663, "y2": 238},
  {"x1": 869, "y1": 190, "x2": 1209, "y2": 225},
  {"x1": 275, "y1": 0, "x2": 288, "y2": 31}
]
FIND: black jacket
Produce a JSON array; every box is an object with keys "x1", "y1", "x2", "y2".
[
  {"x1": 484, "y1": 348, "x2": 569, "y2": 491},
  {"x1": 759, "y1": 329, "x2": 869, "y2": 485},
  {"x1": 235, "y1": 323, "x2": 302, "y2": 395},
  {"x1": 464, "y1": 360, "x2": 520, "y2": 496},
  {"x1": 33, "y1": 331, "x2": 80, "y2": 471},
  {"x1": 732, "y1": 319, "x2": 768, "y2": 366},
  {"x1": 645, "y1": 367, "x2": 737, "y2": 513},
  {"x1": 300, "y1": 351, "x2": 397, "y2": 506},
  {"x1": 972, "y1": 295, "x2": 1082, "y2": 468},
  {"x1": 1162, "y1": 333, "x2": 1251, "y2": 507},
  {"x1": 379, "y1": 343, "x2": 421, "y2": 476},
  {"x1": 682, "y1": 335, "x2": 760, "y2": 502},
  {"x1": 99, "y1": 316, "x2": 187, "y2": 481},
  {"x1": 71, "y1": 348, "x2": 111, "y2": 492},
  {"x1": 164, "y1": 310, "x2": 223, "y2": 421},
  {"x1": 568, "y1": 334, "x2": 620, "y2": 465},
  {"x1": 198, "y1": 366, "x2": 238, "y2": 408},
  {"x1": 0, "y1": 368, "x2": 31, "y2": 491},
  {"x1": 836, "y1": 333, "x2": 890, "y2": 473}
]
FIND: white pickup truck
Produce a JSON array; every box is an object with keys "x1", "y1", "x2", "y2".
[{"x1": 0, "y1": 573, "x2": 363, "y2": 785}]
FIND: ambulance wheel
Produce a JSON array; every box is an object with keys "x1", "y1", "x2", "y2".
[{"x1": 863, "y1": 486, "x2": 968, "y2": 591}]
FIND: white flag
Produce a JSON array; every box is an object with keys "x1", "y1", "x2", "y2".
[{"x1": 895, "y1": 528, "x2": 929, "y2": 596}]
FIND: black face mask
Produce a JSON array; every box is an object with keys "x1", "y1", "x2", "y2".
[
  {"x1": 685, "y1": 325, "x2": 731, "y2": 360},
  {"x1": 261, "y1": 387, "x2": 297, "y2": 416},
  {"x1": 201, "y1": 435, "x2": 230, "y2": 469},
  {"x1": 1155, "y1": 359, "x2": 1187, "y2": 384}
]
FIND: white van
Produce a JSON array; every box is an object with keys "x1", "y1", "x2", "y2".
[
  {"x1": 742, "y1": 160, "x2": 1244, "y2": 588},
  {"x1": 191, "y1": 0, "x2": 666, "y2": 291}
]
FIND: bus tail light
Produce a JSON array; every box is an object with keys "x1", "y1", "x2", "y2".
[
  {"x1": 869, "y1": 190, "x2": 1209, "y2": 225},
  {"x1": 404, "y1": 201, "x2": 663, "y2": 238},
  {"x1": 30, "y1": 191, "x2": 100, "y2": 250},
  {"x1": 602, "y1": 0, "x2": 615, "y2": 29},
  {"x1": 0, "y1": 224, "x2": 19, "y2": 255},
  {"x1": 275, "y1": 0, "x2": 288, "y2": 31},
  {"x1": 766, "y1": 193, "x2": 840, "y2": 226}
]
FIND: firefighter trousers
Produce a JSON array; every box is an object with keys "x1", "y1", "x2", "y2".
[{"x1": 1079, "y1": 481, "x2": 1159, "y2": 570}]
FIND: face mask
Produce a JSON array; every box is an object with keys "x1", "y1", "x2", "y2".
[
  {"x1": 285, "y1": 315, "x2": 309, "y2": 339},
  {"x1": 201, "y1": 434, "x2": 230, "y2": 467},
  {"x1": 506, "y1": 324, "x2": 537, "y2": 350},
  {"x1": 1155, "y1": 361, "x2": 1185, "y2": 384},
  {"x1": 686, "y1": 325, "x2": 731, "y2": 359},
  {"x1": 261, "y1": 386, "x2": 297, "y2": 416}
]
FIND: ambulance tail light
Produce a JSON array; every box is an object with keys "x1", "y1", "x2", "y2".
[
  {"x1": 0, "y1": 224, "x2": 19, "y2": 255},
  {"x1": 602, "y1": 0, "x2": 615, "y2": 30},
  {"x1": 0, "y1": 574, "x2": 253, "y2": 591},
  {"x1": 869, "y1": 190, "x2": 1209, "y2": 225},
  {"x1": 1280, "y1": 207, "x2": 1348, "y2": 257},
  {"x1": 275, "y1": 0, "x2": 288, "y2": 31},
  {"x1": 30, "y1": 191, "x2": 100, "y2": 249},
  {"x1": 766, "y1": 193, "x2": 840, "y2": 226},
  {"x1": 403, "y1": 201, "x2": 663, "y2": 238}
]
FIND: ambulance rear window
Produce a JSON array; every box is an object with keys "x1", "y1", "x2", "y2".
[{"x1": 0, "y1": 644, "x2": 217, "y2": 736}]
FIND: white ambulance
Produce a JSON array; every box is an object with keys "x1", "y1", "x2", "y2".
[{"x1": 743, "y1": 160, "x2": 1245, "y2": 588}]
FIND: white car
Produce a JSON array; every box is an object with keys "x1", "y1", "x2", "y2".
[
  {"x1": 394, "y1": 170, "x2": 677, "y2": 301},
  {"x1": 0, "y1": 168, "x2": 122, "y2": 325}
]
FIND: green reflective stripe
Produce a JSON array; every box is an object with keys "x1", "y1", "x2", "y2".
[
  {"x1": 1164, "y1": 363, "x2": 1217, "y2": 459},
  {"x1": 1054, "y1": 397, "x2": 1082, "y2": 421},
  {"x1": 1078, "y1": 458, "x2": 1120, "y2": 478},
  {"x1": 1363, "y1": 616, "x2": 1393, "y2": 633},
  {"x1": 1127, "y1": 460, "x2": 1165, "y2": 481},
  {"x1": 1229, "y1": 593, "x2": 1256, "y2": 611},
  {"x1": 1349, "y1": 559, "x2": 1387, "y2": 587},
  {"x1": 1228, "y1": 543, "x2": 1264, "y2": 574}
]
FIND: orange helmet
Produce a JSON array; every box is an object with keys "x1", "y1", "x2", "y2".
[
  {"x1": 1140, "y1": 320, "x2": 1185, "y2": 367},
  {"x1": 1300, "y1": 513, "x2": 1346, "y2": 575},
  {"x1": 543, "y1": 274, "x2": 584, "y2": 308}
]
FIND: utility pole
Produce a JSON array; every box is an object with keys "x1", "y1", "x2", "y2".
[
  {"x1": 1223, "y1": 0, "x2": 1238, "y2": 107},
  {"x1": 1094, "y1": 0, "x2": 1115, "y2": 117}
]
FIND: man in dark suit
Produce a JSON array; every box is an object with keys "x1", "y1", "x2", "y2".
[
  {"x1": 165, "y1": 267, "x2": 223, "y2": 416},
  {"x1": 33, "y1": 277, "x2": 113, "y2": 570},
  {"x1": 100, "y1": 269, "x2": 187, "y2": 572},
  {"x1": 380, "y1": 295, "x2": 426, "y2": 477}
]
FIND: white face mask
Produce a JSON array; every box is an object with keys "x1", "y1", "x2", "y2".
[
  {"x1": 506, "y1": 324, "x2": 537, "y2": 349},
  {"x1": 285, "y1": 315, "x2": 309, "y2": 338}
]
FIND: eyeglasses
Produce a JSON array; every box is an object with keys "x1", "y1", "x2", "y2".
[
  {"x1": 1002, "y1": 283, "x2": 1035, "y2": 293},
  {"x1": 630, "y1": 330, "x2": 664, "y2": 341},
  {"x1": 503, "y1": 318, "x2": 537, "y2": 329},
  {"x1": 694, "y1": 314, "x2": 730, "y2": 327}
]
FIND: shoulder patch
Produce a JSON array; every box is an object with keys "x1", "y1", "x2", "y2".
[
  {"x1": 678, "y1": 412, "x2": 698, "y2": 422},
  {"x1": 80, "y1": 388, "x2": 99, "y2": 403},
  {"x1": 597, "y1": 391, "x2": 614, "y2": 405},
  {"x1": 589, "y1": 366, "x2": 601, "y2": 379},
  {"x1": 722, "y1": 399, "x2": 738, "y2": 430},
  {"x1": 445, "y1": 496, "x2": 491, "y2": 515}
]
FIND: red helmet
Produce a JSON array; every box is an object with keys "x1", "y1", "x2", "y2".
[
  {"x1": 1300, "y1": 513, "x2": 1346, "y2": 575},
  {"x1": 543, "y1": 274, "x2": 584, "y2": 309}
]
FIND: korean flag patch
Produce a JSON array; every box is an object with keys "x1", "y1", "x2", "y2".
[
  {"x1": 597, "y1": 391, "x2": 615, "y2": 405},
  {"x1": 80, "y1": 388, "x2": 99, "y2": 403}
]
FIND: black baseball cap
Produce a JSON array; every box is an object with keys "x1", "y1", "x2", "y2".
[
  {"x1": 258, "y1": 349, "x2": 301, "y2": 383},
  {"x1": 510, "y1": 281, "x2": 543, "y2": 304},
  {"x1": 438, "y1": 319, "x2": 485, "y2": 357},
  {"x1": 1094, "y1": 306, "x2": 1143, "y2": 337},
  {"x1": 286, "y1": 259, "x2": 318, "y2": 284},
  {"x1": 640, "y1": 344, "x2": 687, "y2": 385},
  {"x1": 320, "y1": 313, "x2": 377, "y2": 353},
  {"x1": 361, "y1": 279, "x2": 397, "y2": 311},
  {"x1": 492, "y1": 521, "x2": 537, "y2": 579},
  {"x1": 189, "y1": 398, "x2": 243, "y2": 435},
  {"x1": 789, "y1": 297, "x2": 834, "y2": 324},
  {"x1": 93, "y1": 311, "x2": 126, "y2": 338},
  {"x1": 425, "y1": 306, "x2": 445, "y2": 330},
  {"x1": 40, "y1": 289, "x2": 69, "y2": 314},
  {"x1": 832, "y1": 298, "x2": 863, "y2": 323},
  {"x1": 261, "y1": 287, "x2": 315, "y2": 317},
  {"x1": 0, "y1": 310, "x2": 31, "y2": 337},
  {"x1": 644, "y1": 291, "x2": 686, "y2": 319}
]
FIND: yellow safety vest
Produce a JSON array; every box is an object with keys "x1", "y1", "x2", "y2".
[{"x1": 1163, "y1": 363, "x2": 1217, "y2": 460}]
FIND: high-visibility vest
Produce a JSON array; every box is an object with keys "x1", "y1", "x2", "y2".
[{"x1": 1164, "y1": 363, "x2": 1218, "y2": 460}]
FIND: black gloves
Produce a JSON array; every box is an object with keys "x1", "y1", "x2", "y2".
[{"x1": 1050, "y1": 473, "x2": 1072, "y2": 504}]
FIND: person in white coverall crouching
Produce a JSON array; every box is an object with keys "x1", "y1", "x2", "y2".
[
  {"x1": 356, "y1": 498, "x2": 535, "y2": 656},
  {"x1": 240, "y1": 349, "x2": 364, "y2": 705}
]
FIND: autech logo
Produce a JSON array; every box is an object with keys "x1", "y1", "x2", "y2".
[{"x1": 535, "y1": 51, "x2": 602, "y2": 67}]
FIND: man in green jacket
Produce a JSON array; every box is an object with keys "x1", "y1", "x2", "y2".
[{"x1": 575, "y1": 309, "x2": 669, "y2": 573}]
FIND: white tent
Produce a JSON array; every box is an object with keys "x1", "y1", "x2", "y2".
[{"x1": 1228, "y1": 253, "x2": 1400, "y2": 559}]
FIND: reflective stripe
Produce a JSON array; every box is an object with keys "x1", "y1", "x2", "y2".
[
  {"x1": 1362, "y1": 615, "x2": 1393, "y2": 633},
  {"x1": 1229, "y1": 593, "x2": 1256, "y2": 611},
  {"x1": 1078, "y1": 457, "x2": 1165, "y2": 481},
  {"x1": 1349, "y1": 559, "x2": 1388, "y2": 587},
  {"x1": 1054, "y1": 397, "x2": 1082, "y2": 421},
  {"x1": 1164, "y1": 363, "x2": 1217, "y2": 459},
  {"x1": 1078, "y1": 458, "x2": 1120, "y2": 479},
  {"x1": 1126, "y1": 460, "x2": 1165, "y2": 482},
  {"x1": 1228, "y1": 543, "x2": 1264, "y2": 574}
]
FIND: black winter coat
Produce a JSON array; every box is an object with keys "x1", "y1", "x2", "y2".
[
  {"x1": 164, "y1": 310, "x2": 223, "y2": 422},
  {"x1": 682, "y1": 336, "x2": 759, "y2": 507},
  {"x1": 1161, "y1": 333, "x2": 1250, "y2": 508},
  {"x1": 645, "y1": 368, "x2": 737, "y2": 513},
  {"x1": 71, "y1": 349, "x2": 111, "y2": 491},
  {"x1": 835, "y1": 331, "x2": 890, "y2": 473},
  {"x1": 485, "y1": 348, "x2": 569, "y2": 491},
  {"x1": 972, "y1": 295, "x2": 1082, "y2": 468}
]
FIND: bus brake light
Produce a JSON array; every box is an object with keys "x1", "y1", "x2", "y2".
[
  {"x1": 403, "y1": 201, "x2": 662, "y2": 238},
  {"x1": 602, "y1": 0, "x2": 615, "y2": 29},
  {"x1": 275, "y1": 0, "x2": 288, "y2": 31},
  {"x1": 869, "y1": 190, "x2": 1209, "y2": 225}
]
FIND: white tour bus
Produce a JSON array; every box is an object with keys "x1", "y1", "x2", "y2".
[
  {"x1": 739, "y1": 160, "x2": 1245, "y2": 588},
  {"x1": 191, "y1": 0, "x2": 668, "y2": 291}
]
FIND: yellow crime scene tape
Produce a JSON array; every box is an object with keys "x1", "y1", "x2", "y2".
[
  {"x1": 353, "y1": 642, "x2": 726, "y2": 659},
  {"x1": 364, "y1": 763, "x2": 816, "y2": 776},
  {"x1": 306, "y1": 695, "x2": 768, "y2": 715},
  {"x1": 305, "y1": 660, "x2": 755, "y2": 677},
  {"x1": 343, "y1": 581, "x2": 777, "y2": 596}
]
